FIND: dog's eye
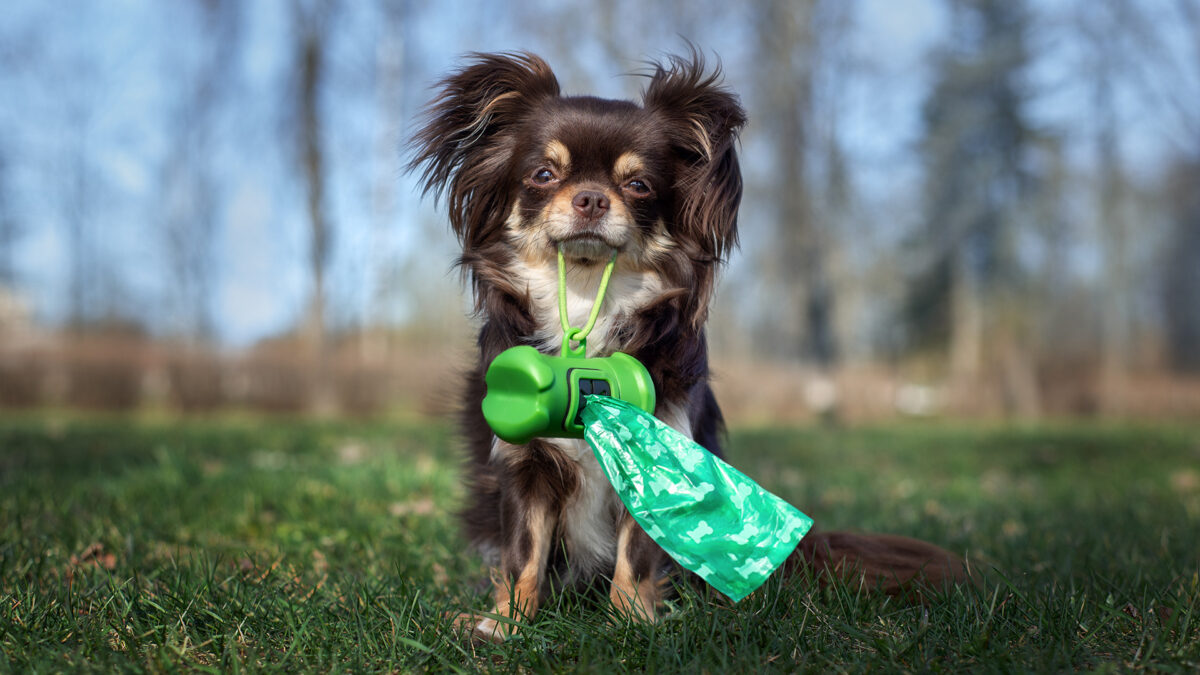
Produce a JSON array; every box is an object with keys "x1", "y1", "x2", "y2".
[
  {"x1": 623, "y1": 179, "x2": 652, "y2": 197},
  {"x1": 531, "y1": 168, "x2": 558, "y2": 185}
]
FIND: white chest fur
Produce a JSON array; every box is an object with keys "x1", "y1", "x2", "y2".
[{"x1": 510, "y1": 256, "x2": 664, "y2": 357}]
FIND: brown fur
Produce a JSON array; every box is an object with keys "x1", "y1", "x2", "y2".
[{"x1": 409, "y1": 51, "x2": 968, "y2": 644}]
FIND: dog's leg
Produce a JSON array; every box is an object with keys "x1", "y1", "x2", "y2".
[
  {"x1": 609, "y1": 514, "x2": 667, "y2": 623},
  {"x1": 492, "y1": 502, "x2": 556, "y2": 635},
  {"x1": 456, "y1": 440, "x2": 576, "y2": 644},
  {"x1": 455, "y1": 502, "x2": 556, "y2": 644}
]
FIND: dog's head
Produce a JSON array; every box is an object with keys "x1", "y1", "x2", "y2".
[{"x1": 410, "y1": 51, "x2": 745, "y2": 319}]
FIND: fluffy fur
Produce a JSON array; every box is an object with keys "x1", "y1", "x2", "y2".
[{"x1": 410, "y1": 51, "x2": 967, "y2": 643}]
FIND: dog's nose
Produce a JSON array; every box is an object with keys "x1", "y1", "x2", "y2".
[{"x1": 572, "y1": 190, "x2": 609, "y2": 220}]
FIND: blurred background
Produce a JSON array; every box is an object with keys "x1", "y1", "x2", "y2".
[{"x1": 0, "y1": 0, "x2": 1197, "y2": 423}]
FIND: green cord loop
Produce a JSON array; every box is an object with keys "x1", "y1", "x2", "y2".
[{"x1": 558, "y1": 245, "x2": 618, "y2": 356}]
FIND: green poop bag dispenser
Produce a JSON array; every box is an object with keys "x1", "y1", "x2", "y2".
[
  {"x1": 482, "y1": 249, "x2": 655, "y2": 444},
  {"x1": 483, "y1": 344, "x2": 655, "y2": 444}
]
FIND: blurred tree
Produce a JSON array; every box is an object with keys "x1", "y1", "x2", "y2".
[
  {"x1": 361, "y1": 0, "x2": 413, "y2": 360},
  {"x1": 1104, "y1": 0, "x2": 1200, "y2": 374},
  {"x1": 50, "y1": 10, "x2": 134, "y2": 334},
  {"x1": 0, "y1": 152, "x2": 18, "y2": 289},
  {"x1": 1146, "y1": 0, "x2": 1200, "y2": 374},
  {"x1": 0, "y1": 27, "x2": 21, "y2": 294},
  {"x1": 64, "y1": 97, "x2": 97, "y2": 332},
  {"x1": 905, "y1": 0, "x2": 1043, "y2": 414},
  {"x1": 1085, "y1": 2, "x2": 1133, "y2": 406},
  {"x1": 290, "y1": 0, "x2": 338, "y2": 411},
  {"x1": 160, "y1": 0, "x2": 242, "y2": 344},
  {"x1": 1162, "y1": 160, "x2": 1200, "y2": 372},
  {"x1": 751, "y1": 0, "x2": 849, "y2": 370}
]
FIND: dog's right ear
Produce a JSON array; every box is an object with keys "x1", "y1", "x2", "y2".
[{"x1": 408, "y1": 52, "x2": 560, "y2": 247}]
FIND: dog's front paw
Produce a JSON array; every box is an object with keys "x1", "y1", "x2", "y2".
[
  {"x1": 607, "y1": 584, "x2": 661, "y2": 625},
  {"x1": 447, "y1": 611, "x2": 512, "y2": 645}
]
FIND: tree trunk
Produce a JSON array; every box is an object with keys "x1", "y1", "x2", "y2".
[{"x1": 295, "y1": 2, "x2": 334, "y2": 414}]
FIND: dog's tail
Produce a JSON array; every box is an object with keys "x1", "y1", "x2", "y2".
[{"x1": 784, "y1": 530, "x2": 972, "y2": 597}]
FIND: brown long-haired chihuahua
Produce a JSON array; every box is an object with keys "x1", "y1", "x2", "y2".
[{"x1": 410, "y1": 50, "x2": 968, "y2": 644}]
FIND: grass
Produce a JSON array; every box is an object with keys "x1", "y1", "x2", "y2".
[{"x1": 1, "y1": 414, "x2": 1198, "y2": 673}]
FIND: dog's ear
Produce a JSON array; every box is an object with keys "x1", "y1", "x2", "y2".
[
  {"x1": 408, "y1": 52, "x2": 560, "y2": 248},
  {"x1": 642, "y1": 52, "x2": 746, "y2": 262}
]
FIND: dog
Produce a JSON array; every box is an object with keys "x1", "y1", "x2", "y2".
[{"x1": 410, "y1": 51, "x2": 967, "y2": 644}]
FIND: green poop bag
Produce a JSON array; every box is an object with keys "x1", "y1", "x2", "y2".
[{"x1": 581, "y1": 395, "x2": 813, "y2": 601}]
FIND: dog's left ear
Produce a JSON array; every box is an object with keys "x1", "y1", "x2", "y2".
[{"x1": 643, "y1": 52, "x2": 746, "y2": 262}]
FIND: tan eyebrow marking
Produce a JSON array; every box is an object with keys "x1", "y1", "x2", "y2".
[
  {"x1": 544, "y1": 140, "x2": 571, "y2": 172},
  {"x1": 613, "y1": 152, "x2": 645, "y2": 180}
]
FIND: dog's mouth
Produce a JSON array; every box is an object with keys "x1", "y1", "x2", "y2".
[{"x1": 555, "y1": 233, "x2": 618, "y2": 264}]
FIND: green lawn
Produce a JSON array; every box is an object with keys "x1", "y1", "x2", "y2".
[{"x1": 2, "y1": 415, "x2": 1197, "y2": 673}]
